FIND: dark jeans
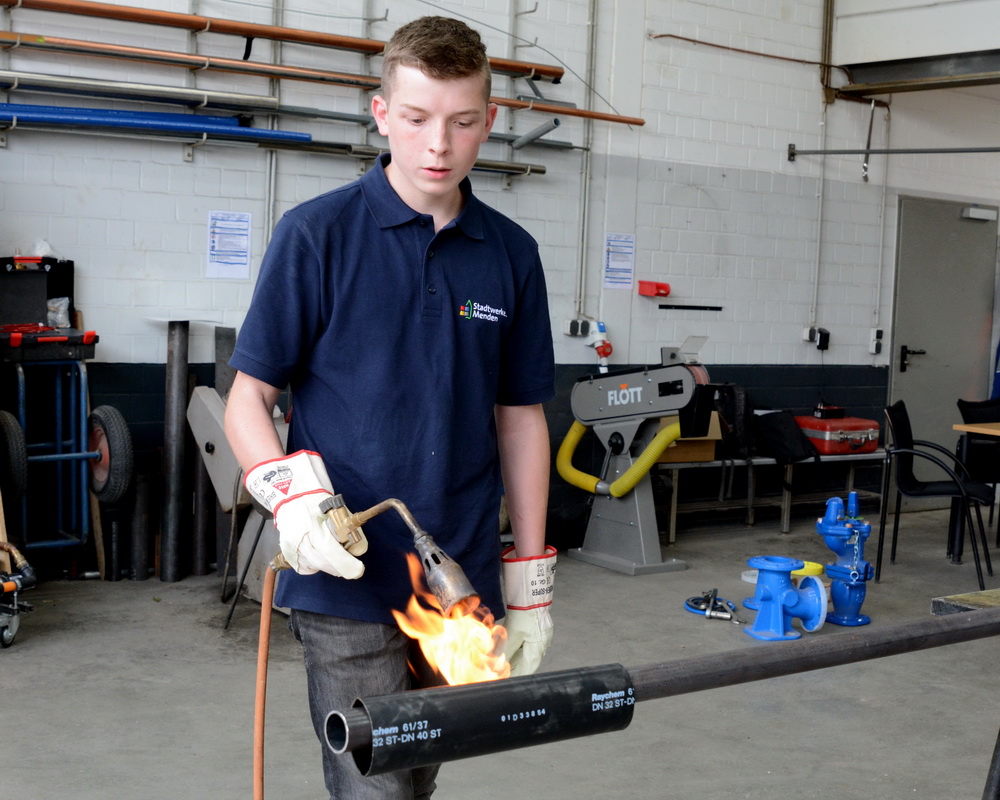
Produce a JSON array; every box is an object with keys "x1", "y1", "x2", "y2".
[{"x1": 289, "y1": 609, "x2": 440, "y2": 800}]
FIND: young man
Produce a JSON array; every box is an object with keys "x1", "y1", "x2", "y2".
[{"x1": 224, "y1": 16, "x2": 556, "y2": 799}]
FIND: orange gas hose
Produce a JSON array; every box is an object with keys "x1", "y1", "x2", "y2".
[{"x1": 254, "y1": 561, "x2": 281, "y2": 800}]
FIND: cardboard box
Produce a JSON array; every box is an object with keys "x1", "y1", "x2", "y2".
[{"x1": 656, "y1": 411, "x2": 722, "y2": 463}]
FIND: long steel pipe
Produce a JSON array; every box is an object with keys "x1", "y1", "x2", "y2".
[
  {"x1": 329, "y1": 606, "x2": 1000, "y2": 776},
  {"x1": 0, "y1": 0, "x2": 564, "y2": 82},
  {"x1": 0, "y1": 30, "x2": 643, "y2": 127},
  {"x1": 0, "y1": 68, "x2": 280, "y2": 110}
]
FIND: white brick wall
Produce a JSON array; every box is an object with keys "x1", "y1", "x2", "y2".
[{"x1": 1, "y1": 0, "x2": 998, "y2": 369}]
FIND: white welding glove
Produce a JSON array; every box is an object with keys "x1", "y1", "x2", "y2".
[
  {"x1": 244, "y1": 450, "x2": 367, "y2": 579},
  {"x1": 501, "y1": 545, "x2": 557, "y2": 677}
]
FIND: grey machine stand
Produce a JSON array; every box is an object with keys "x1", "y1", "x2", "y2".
[{"x1": 564, "y1": 359, "x2": 714, "y2": 576}]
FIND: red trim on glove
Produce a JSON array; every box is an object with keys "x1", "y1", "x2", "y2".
[
  {"x1": 242, "y1": 450, "x2": 322, "y2": 490},
  {"x1": 501, "y1": 544, "x2": 557, "y2": 562},
  {"x1": 272, "y1": 488, "x2": 331, "y2": 518}
]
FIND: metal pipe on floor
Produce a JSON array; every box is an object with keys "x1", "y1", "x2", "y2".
[
  {"x1": 329, "y1": 606, "x2": 1000, "y2": 776},
  {"x1": 160, "y1": 320, "x2": 188, "y2": 583}
]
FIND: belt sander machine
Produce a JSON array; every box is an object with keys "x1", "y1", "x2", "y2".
[{"x1": 557, "y1": 353, "x2": 715, "y2": 575}]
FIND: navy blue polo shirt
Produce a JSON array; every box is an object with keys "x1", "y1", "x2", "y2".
[{"x1": 231, "y1": 153, "x2": 555, "y2": 624}]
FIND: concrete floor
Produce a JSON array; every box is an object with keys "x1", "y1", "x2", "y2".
[{"x1": 5, "y1": 504, "x2": 1000, "y2": 800}]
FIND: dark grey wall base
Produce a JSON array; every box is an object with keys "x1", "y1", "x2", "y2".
[{"x1": 79, "y1": 361, "x2": 889, "y2": 551}]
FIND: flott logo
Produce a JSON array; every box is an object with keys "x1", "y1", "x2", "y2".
[
  {"x1": 608, "y1": 383, "x2": 643, "y2": 406},
  {"x1": 459, "y1": 299, "x2": 508, "y2": 323}
]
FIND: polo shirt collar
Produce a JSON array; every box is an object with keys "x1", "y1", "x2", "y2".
[{"x1": 361, "y1": 153, "x2": 485, "y2": 240}]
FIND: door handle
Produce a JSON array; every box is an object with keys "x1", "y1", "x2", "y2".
[{"x1": 900, "y1": 345, "x2": 927, "y2": 373}]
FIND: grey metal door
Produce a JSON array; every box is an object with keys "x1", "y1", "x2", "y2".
[{"x1": 890, "y1": 195, "x2": 998, "y2": 502}]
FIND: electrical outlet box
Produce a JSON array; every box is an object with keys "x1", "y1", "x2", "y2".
[
  {"x1": 869, "y1": 327, "x2": 883, "y2": 355},
  {"x1": 802, "y1": 327, "x2": 816, "y2": 342},
  {"x1": 562, "y1": 318, "x2": 591, "y2": 337},
  {"x1": 816, "y1": 328, "x2": 830, "y2": 350}
]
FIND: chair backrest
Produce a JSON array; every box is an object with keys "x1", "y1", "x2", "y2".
[
  {"x1": 957, "y1": 397, "x2": 1000, "y2": 424},
  {"x1": 957, "y1": 397, "x2": 1000, "y2": 482},
  {"x1": 885, "y1": 400, "x2": 921, "y2": 493}
]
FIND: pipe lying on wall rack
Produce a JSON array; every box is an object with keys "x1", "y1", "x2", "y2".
[
  {"x1": 0, "y1": 68, "x2": 281, "y2": 111},
  {"x1": 0, "y1": 119, "x2": 545, "y2": 175},
  {"x1": 0, "y1": 30, "x2": 383, "y2": 91},
  {"x1": 0, "y1": 102, "x2": 311, "y2": 142},
  {"x1": 0, "y1": 0, "x2": 565, "y2": 83},
  {"x1": 328, "y1": 606, "x2": 1000, "y2": 776},
  {"x1": 0, "y1": 69, "x2": 576, "y2": 149},
  {"x1": 0, "y1": 31, "x2": 644, "y2": 127}
]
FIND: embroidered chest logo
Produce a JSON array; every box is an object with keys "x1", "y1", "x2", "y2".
[{"x1": 459, "y1": 299, "x2": 508, "y2": 323}]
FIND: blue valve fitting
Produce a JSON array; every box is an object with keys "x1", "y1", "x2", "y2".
[
  {"x1": 817, "y1": 492, "x2": 874, "y2": 626},
  {"x1": 744, "y1": 555, "x2": 827, "y2": 641}
]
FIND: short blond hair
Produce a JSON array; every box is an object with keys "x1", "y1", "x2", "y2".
[{"x1": 381, "y1": 16, "x2": 492, "y2": 103}]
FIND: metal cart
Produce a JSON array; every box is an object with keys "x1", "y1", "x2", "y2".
[{"x1": 0, "y1": 257, "x2": 132, "y2": 554}]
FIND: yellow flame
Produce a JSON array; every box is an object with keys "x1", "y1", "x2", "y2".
[{"x1": 392, "y1": 554, "x2": 510, "y2": 685}]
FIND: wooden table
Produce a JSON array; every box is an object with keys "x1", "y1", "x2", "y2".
[{"x1": 954, "y1": 421, "x2": 1000, "y2": 437}]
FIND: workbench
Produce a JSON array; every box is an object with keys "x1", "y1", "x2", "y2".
[{"x1": 659, "y1": 449, "x2": 886, "y2": 542}]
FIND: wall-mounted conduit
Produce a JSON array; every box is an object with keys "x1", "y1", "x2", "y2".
[{"x1": 789, "y1": 143, "x2": 1000, "y2": 160}]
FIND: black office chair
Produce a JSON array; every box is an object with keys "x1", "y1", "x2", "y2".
[
  {"x1": 876, "y1": 400, "x2": 993, "y2": 591},
  {"x1": 956, "y1": 397, "x2": 1000, "y2": 544}
]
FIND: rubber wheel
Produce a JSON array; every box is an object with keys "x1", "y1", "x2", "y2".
[
  {"x1": 0, "y1": 410, "x2": 27, "y2": 500},
  {"x1": 0, "y1": 624, "x2": 15, "y2": 648},
  {"x1": 88, "y1": 405, "x2": 133, "y2": 504}
]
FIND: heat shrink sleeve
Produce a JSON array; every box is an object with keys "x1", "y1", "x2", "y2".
[{"x1": 326, "y1": 663, "x2": 635, "y2": 776}]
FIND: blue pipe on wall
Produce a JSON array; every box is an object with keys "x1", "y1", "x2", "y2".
[{"x1": 0, "y1": 102, "x2": 311, "y2": 143}]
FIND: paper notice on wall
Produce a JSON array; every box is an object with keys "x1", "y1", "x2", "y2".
[
  {"x1": 207, "y1": 210, "x2": 251, "y2": 279},
  {"x1": 603, "y1": 232, "x2": 635, "y2": 289}
]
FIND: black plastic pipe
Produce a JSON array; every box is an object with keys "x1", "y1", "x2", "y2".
[
  {"x1": 326, "y1": 664, "x2": 635, "y2": 776},
  {"x1": 329, "y1": 607, "x2": 1000, "y2": 776}
]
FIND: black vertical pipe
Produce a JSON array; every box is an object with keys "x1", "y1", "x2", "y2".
[
  {"x1": 107, "y1": 516, "x2": 121, "y2": 581},
  {"x1": 129, "y1": 472, "x2": 149, "y2": 580},
  {"x1": 161, "y1": 320, "x2": 188, "y2": 582},
  {"x1": 192, "y1": 454, "x2": 212, "y2": 575}
]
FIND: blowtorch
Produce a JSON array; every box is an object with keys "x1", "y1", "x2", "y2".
[
  {"x1": 314, "y1": 494, "x2": 480, "y2": 616},
  {"x1": 254, "y1": 494, "x2": 481, "y2": 800}
]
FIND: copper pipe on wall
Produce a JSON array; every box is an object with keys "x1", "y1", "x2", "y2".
[
  {"x1": 494, "y1": 96, "x2": 645, "y2": 127},
  {"x1": 0, "y1": 30, "x2": 646, "y2": 127},
  {"x1": 0, "y1": 31, "x2": 382, "y2": 90},
  {"x1": 0, "y1": 0, "x2": 565, "y2": 82}
]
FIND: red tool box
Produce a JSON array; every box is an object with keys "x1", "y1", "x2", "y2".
[
  {"x1": 0, "y1": 324, "x2": 98, "y2": 362},
  {"x1": 793, "y1": 416, "x2": 880, "y2": 455}
]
